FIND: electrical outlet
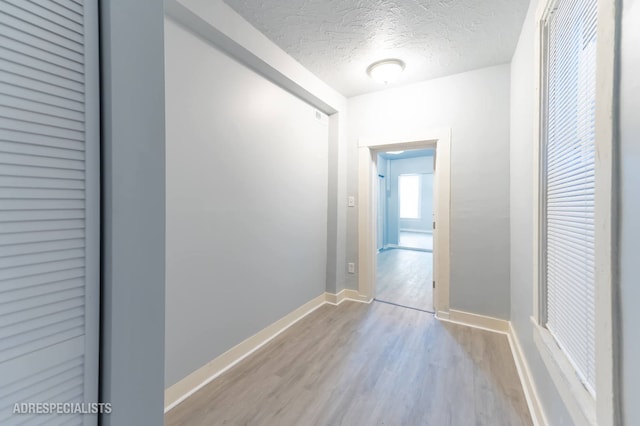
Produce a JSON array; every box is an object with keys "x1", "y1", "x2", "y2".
[
  {"x1": 348, "y1": 263, "x2": 355, "y2": 274},
  {"x1": 348, "y1": 196, "x2": 355, "y2": 207}
]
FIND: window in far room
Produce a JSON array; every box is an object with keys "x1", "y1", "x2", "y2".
[{"x1": 399, "y1": 174, "x2": 421, "y2": 219}]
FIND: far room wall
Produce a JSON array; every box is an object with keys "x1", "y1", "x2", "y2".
[{"x1": 347, "y1": 64, "x2": 511, "y2": 319}]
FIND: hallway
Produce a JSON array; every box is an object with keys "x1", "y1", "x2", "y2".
[
  {"x1": 376, "y1": 249, "x2": 433, "y2": 312},
  {"x1": 166, "y1": 301, "x2": 532, "y2": 426}
]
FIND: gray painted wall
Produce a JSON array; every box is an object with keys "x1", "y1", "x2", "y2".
[
  {"x1": 620, "y1": 0, "x2": 640, "y2": 423},
  {"x1": 508, "y1": 0, "x2": 574, "y2": 423},
  {"x1": 99, "y1": 0, "x2": 166, "y2": 424},
  {"x1": 347, "y1": 64, "x2": 512, "y2": 319},
  {"x1": 164, "y1": 18, "x2": 329, "y2": 387}
]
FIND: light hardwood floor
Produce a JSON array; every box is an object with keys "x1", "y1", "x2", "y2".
[
  {"x1": 166, "y1": 301, "x2": 532, "y2": 426},
  {"x1": 377, "y1": 249, "x2": 433, "y2": 312},
  {"x1": 398, "y1": 231, "x2": 433, "y2": 251}
]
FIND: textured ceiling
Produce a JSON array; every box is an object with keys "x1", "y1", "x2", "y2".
[{"x1": 224, "y1": 0, "x2": 529, "y2": 97}]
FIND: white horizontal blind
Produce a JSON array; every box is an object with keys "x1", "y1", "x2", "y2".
[
  {"x1": 543, "y1": 0, "x2": 597, "y2": 396},
  {"x1": 0, "y1": 0, "x2": 100, "y2": 424}
]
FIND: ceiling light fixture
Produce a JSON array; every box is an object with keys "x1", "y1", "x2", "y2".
[
  {"x1": 367, "y1": 59, "x2": 405, "y2": 84},
  {"x1": 387, "y1": 150, "x2": 405, "y2": 154}
]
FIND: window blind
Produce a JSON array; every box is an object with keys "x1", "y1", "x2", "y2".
[{"x1": 543, "y1": 0, "x2": 598, "y2": 396}]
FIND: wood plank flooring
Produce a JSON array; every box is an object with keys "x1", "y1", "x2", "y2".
[
  {"x1": 398, "y1": 231, "x2": 433, "y2": 251},
  {"x1": 166, "y1": 301, "x2": 532, "y2": 426},
  {"x1": 377, "y1": 249, "x2": 433, "y2": 312}
]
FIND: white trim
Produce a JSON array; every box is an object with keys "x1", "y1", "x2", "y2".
[
  {"x1": 398, "y1": 229, "x2": 433, "y2": 234},
  {"x1": 164, "y1": 291, "x2": 370, "y2": 412},
  {"x1": 438, "y1": 311, "x2": 546, "y2": 426},
  {"x1": 508, "y1": 322, "x2": 549, "y2": 426},
  {"x1": 325, "y1": 288, "x2": 373, "y2": 305},
  {"x1": 439, "y1": 309, "x2": 510, "y2": 334},
  {"x1": 593, "y1": 0, "x2": 620, "y2": 423},
  {"x1": 358, "y1": 130, "x2": 451, "y2": 318},
  {"x1": 533, "y1": 322, "x2": 596, "y2": 425}
]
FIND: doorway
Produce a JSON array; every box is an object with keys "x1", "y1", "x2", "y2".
[
  {"x1": 357, "y1": 130, "x2": 451, "y2": 318},
  {"x1": 375, "y1": 150, "x2": 434, "y2": 312}
]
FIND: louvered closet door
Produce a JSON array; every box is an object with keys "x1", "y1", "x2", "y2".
[{"x1": 0, "y1": 0, "x2": 100, "y2": 424}]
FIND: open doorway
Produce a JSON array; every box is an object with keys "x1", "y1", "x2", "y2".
[
  {"x1": 375, "y1": 150, "x2": 434, "y2": 312},
  {"x1": 357, "y1": 130, "x2": 450, "y2": 318}
]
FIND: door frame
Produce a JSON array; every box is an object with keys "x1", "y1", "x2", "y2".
[{"x1": 357, "y1": 129, "x2": 451, "y2": 318}]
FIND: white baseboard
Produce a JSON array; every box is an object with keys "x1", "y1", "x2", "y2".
[
  {"x1": 399, "y1": 229, "x2": 433, "y2": 234},
  {"x1": 507, "y1": 323, "x2": 547, "y2": 426},
  {"x1": 165, "y1": 290, "x2": 369, "y2": 412},
  {"x1": 434, "y1": 310, "x2": 450, "y2": 320},
  {"x1": 442, "y1": 309, "x2": 510, "y2": 334},
  {"x1": 436, "y1": 310, "x2": 544, "y2": 425},
  {"x1": 326, "y1": 288, "x2": 371, "y2": 305}
]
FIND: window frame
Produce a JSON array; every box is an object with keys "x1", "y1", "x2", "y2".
[{"x1": 531, "y1": 0, "x2": 620, "y2": 425}]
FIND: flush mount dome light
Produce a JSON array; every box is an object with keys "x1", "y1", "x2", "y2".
[{"x1": 367, "y1": 59, "x2": 405, "y2": 84}]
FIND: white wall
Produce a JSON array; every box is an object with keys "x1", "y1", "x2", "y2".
[
  {"x1": 347, "y1": 64, "x2": 512, "y2": 319},
  {"x1": 164, "y1": 18, "x2": 329, "y2": 387},
  {"x1": 620, "y1": 0, "x2": 640, "y2": 423},
  {"x1": 508, "y1": 1, "x2": 575, "y2": 422}
]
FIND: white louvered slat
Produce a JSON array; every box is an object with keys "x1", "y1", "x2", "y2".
[
  {"x1": 0, "y1": 1, "x2": 99, "y2": 424},
  {"x1": 0, "y1": 164, "x2": 85, "y2": 180},
  {"x1": 0, "y1": 140, "x2": 84, "y2": 160},
  {"x1": 0, "y1": 58, "x2": 84, "y2": 93},
  {"x1": 0, "y1": 12, "x2": 83, "y2": 56},
  {"x1": 0, "y1": 210, "x2": 85, "y2": 223},
  {"x1": 0, "y1": 35, "x2": 83, "y2": 74},
  {"x1": 0, "y1": 295, "x2": 85, "y2": 326},
  {"x1": 0, "y1": 248, "x2": 84, "y2": 269},
  {"x1": 0, "y1": 1, "x2": 83, "y2": 44},
  {"x1": 543, "y1": 0, "x2": 597, "y2": 397},
  {"x1": 0, "y1": 116, "x2": 84, "y2": 141},
  {"x1": 0, "y1": 355, "x2": 84, "y2": 423},
  {"x1": 0, "y1": 219, "x2": 85, "y2": 235},
  {"x1": 2, "y1": 0, "x2": 83, "y2": 34},
  {"x1": 0, "y1": 68, "x2": 84, "y2": 102},
  {"x1": 0, "y1": 95, "x2": 85, "y2": 123},
  {"x1": 0, "y1": 267, "x2": 85, "y2": 293},
  {"x1": 0, "y1": 146, "x2": 84, "y2": 170},
  {"x1": 0, "y1": 128, "x2": 84, "y2": 151},
  {"x1": 0, "y1": 199, "x2": 85, "y2": 211},
  {"x1": 0, "y1": 356, "x2": 83, "y2": 401},
  {"x1": 0, "y1": 319, "x2": 85, "y2": 364},
  {"x1": 0, "y1": 240, "x2": 85, "y2": 260},
  {"x1": 0, "y1": 176, "x2": 84, "y2": 189},
  {"x1": 0, "y1": 277, "x2": 83, "y2": 304},
  {"x1": 0, "y1": 257, "x2": 84, "y2": 281},
  {"x1": 0, "y1": 80, "x2": 84, "y2": 113},
  {"x1": 0, "y1": 187, "x2": 85, "y2": 199}
]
